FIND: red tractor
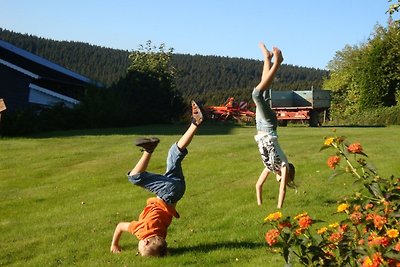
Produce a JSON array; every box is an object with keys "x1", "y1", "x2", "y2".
[{"x1": 207, "y1": 97, "x2": 255, "y2": 123}]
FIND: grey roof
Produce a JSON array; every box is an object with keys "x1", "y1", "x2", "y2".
[{"x1": 0, "y1": 39, "x2": 98, "y2": 86}]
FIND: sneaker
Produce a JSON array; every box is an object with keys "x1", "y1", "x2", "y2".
[
  {"x1": 191, "y1": 100, "x2": 204, "y2": 126},
  {"x1": 135, "y1": 137, "x2": 160, "y2": 153}
]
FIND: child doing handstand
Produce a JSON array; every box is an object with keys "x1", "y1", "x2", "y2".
[
  {"x1": 252, "y1": 42, "x2": 295, "y2": 209},
  {"x1": 110, "y1": 101, "x2": 203, "y2": 256}
]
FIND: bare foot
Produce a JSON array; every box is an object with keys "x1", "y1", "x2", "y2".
[
  {"x1": 272, "y1": 47, "x2": 284, "y2": 65},
  {"x1": 258, "y1": 42, "x2": 273, "y2": 60}
]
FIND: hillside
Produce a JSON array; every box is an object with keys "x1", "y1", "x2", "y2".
[{"x1": 0, "y1": 28, "x2": 329, "y2": 104}]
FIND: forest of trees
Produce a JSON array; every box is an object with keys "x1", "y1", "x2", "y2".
[
  {"x1": 323, "y1": 20, "x2": 400, "y2": 121},
  {"x1": 2, "y1": 4, "x2": 399, "y2": 136},
  {"x1": 0, "y1": 28, "x2": 328, "y2": 105}
]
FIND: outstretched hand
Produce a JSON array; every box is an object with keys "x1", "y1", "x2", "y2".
[{"x1": 110, "y1": 244, "x2": 121, "y2": 254}]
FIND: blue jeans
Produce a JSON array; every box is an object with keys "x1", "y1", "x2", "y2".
[
  {"x1": 127, "y1": 143, "x2": 187, "y2": 204},
  {"x1": 252, "y1": 88, "x2": 277, "y2": 136}
]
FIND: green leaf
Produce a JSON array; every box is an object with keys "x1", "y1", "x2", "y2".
[
  {"x1": 283, "y1": 247, "x2": 290, "y2": 263},
  {"x1": 356, "y1": 151, "x2": 368, "y2": 157},
  {"x1": 367, "y1": 182, "x2": 383, "y2": 198},
  {"x1": 319, "y1": 145, "x2": 331, "y2": 152},
  {"x1": 328, "y1": 169, "x2": 346, "y2": 181},
  {"x1": 365, "y1": 163, "x2": 377, "y2": 173},
  {"x1": 384, "y1": 251, "x2": 400, "y2": 261}
]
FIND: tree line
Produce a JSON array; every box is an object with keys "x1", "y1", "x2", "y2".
[
  {"x1": 323, "y1": 20, "x2": 400, "y2": 123},
  {"x1": 0, "y1": 28, "x2": 328, "y2": 105},
  {"x1": 2, "y1": 6, "x2": 399, "y2": 136}
]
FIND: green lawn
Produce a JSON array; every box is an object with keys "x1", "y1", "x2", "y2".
[{"x1": 1, "y1": 124, "x2": 399, "y2": 267}]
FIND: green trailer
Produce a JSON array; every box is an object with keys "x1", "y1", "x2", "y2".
[{"x1": 269, "y1": 89, "x2": 331, "y2": 127}]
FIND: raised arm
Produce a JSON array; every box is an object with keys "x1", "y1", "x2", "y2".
[{"x1": 110, "y1": 222, "x2": 130, "y2": 253}]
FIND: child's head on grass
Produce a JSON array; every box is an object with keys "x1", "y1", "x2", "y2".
[{"x1": 138, "y1": 236, "x2": 167, "y2": 257}]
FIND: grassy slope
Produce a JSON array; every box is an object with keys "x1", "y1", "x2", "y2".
[{"x1": 1, "y1": 125, "x2": 399, "y2": 267}]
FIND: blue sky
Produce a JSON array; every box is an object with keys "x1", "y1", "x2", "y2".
[{"x1": 1, "y1": 0, "x2": 398, "y2": 70}]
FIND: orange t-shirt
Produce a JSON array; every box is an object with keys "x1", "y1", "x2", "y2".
[{"x1": 128, "y1": 197, "x2": 180, "y2": 240}]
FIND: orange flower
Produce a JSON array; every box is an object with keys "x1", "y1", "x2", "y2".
[
  {"x1": 387, "y1": 229, "x2": 399, "y2": 238},
  {"x1": 294, "y1": 228, "x2": 305, "y2": 236},
  {"x1": 265, "y1": 229, "x2": 280, "y2": 246},
  {"x1": 371, "y1": 253, "x2": 384, "y2": 267},
  {"x1": 339, "y1": 224, "x2": 349, "y2": 233},
  {"x1": 298, "y1": 215, "x2": 313, "y2": 229},
  {"x1": 369, "y1": 236, "x2": 390, "y2": 247},
  {"x1": 366, "y1": 213, "x2": 375, "y2": 221},
  {"x1": 361, "y1": 253, "x2": 383, "y2": 267},
  {"x1": 327, "y1": 156, "x2": 340, "y2": 169},
  {"x1": 365, "y1": 203, "x2": 374, "y2": 210},
  {"x1": 317, "y1": 227, "x2": 328, "y2": 235},
  {"x1": 350, "y1": 211, "x2": 363, "y2": 225},
  {"x1": 329, "y1": 232, "x2": 343, "y2": 243},
  {"x1": 373, "y1": 215, "x2": 387, "y2": 230},
  {"x1": 395, "y1": 241, "x2": 400, "y2": 252},
  {"x1": 294, "y1": 212, "x2": 308, "y2": 220},
  {"x1": 379, "y1": 237, "x2": 390, "y2": 247},
  {"x1": 362, "y1": 256, "x2": 372, "y2": 267},
  {"x1": 264, "y1": 211, "x2": 282, "y2": 222},
  {"x1": 347, "y1": 142, "x2": 363, "y2": 153}
]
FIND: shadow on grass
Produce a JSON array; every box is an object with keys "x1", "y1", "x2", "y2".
[
  {"x1": 168, "y1": 241, "x2": 265, "y2": 255},
  {"x1": 320, "y1": 125, "x2": 386, "y2": 128},
  {"x1": 29, "y1": 122, "x2": 243, "y2": 138}
]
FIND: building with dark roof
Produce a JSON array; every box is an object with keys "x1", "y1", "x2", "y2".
[{"x1": 0, "y1": 39, "x2": 100, "y2": 113}]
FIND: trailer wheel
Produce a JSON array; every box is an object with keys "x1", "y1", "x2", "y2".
[
  {"x1": 278, "y1": 120, "x2": 288, "y2": 127},
  {"x1": 309, "y1": 111, "x2": 320, "y2": 127}
]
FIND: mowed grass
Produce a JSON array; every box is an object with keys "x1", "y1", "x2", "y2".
[{"x1": 1, "y1": 124, "x2": 399, "y2": 267}]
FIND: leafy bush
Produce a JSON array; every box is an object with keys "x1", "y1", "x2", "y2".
[
  {"x1": 330, "y1": 105, "x2": 400, "y2": 126},
  {"x1": 263, "y1": 129, "x2": 400, "y2": 266},
  {"x1": 1, "y1": 72, "x2": 186, "y2": 136},
  {"x1": 1, "y1": 107, "x2": 40, "y2": 136}
]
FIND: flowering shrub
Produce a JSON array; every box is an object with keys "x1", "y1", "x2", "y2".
[{"x1": 263, "y1": 130, "x2": 400, "y2": 266}]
